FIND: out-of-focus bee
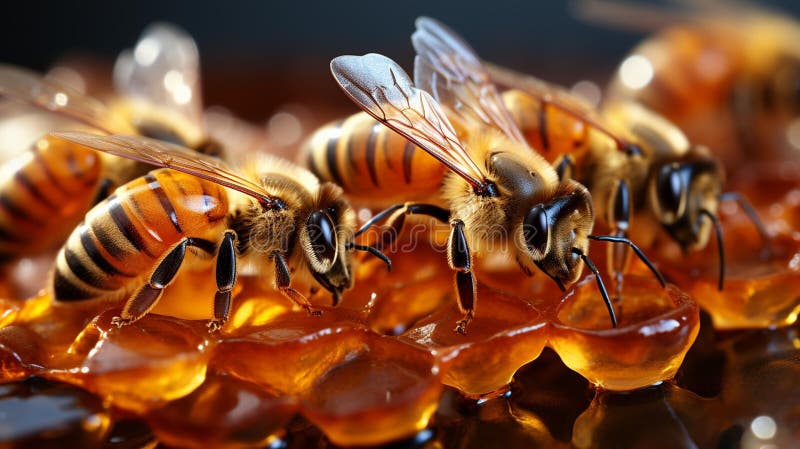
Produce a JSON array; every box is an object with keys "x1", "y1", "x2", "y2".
[
  {"x1": 580, "y1": 0, "x2": 800, "y2": 166},
  {"x1": 0, "y1": 24, "x2": 221, "y2": 261},
  {"x1": 490, "y1": 63, "x2": 770, "y2": 291},
  {"x1": 306, "y1": 17, "x2": 665, "y2": 332},
  {"x1": 48, "y1": 132, "x2": 390, "y2": 330}
]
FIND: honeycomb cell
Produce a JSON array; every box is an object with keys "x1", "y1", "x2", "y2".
[
  {"x1": 343, "y1": 243, "x2": 453, "y2": 336},
  {"x1": 47, "y1": 309, "x2": 214, "y2": 412},
  {"x1": 0, "y1": 377, "x2": 110, "y2": 449},
  {"x1": 0, "y1": 293, "x2": 53, "y2": 328},
  {"x1": 511, "y1": 348, "x2": 592, "y2": 442},
  {"x1": 658, "y1": 225, "x2": 800, "y2": 329},
  {"x1": 403, "y1": 282, "x2": 548, "y2": 399},
  {"x1": 0, "y1": 293, "x2": 106, "y2": 373},
  {"x1": 571, "y1": 383, "x2": 723, "y2": 449},
  {"x1": 549, "y1": 275, "x2": 700, "y2": 390},
  {"x1": 212, "y1": 313, "x2": 371, "y2": 395},
  {"x1": 0, "y1": 326, "x2": 47, "y2": 380},
  {"x1": 146, "y1": 372, "x2": 298, "y2": 449},
  {"x1": 301, "y1": 336, "x2": 441, "y2": 446},
  {"x1": 212, "y1": 314, "x2": 441, "y2": 446}
]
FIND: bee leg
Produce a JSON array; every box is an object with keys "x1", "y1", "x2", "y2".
[
  {"x1": 114, "y1": 238, "x2": 189, "y2": 327},
  {"x1": 606, "y1": 179, "x2": 632, "y2": 297},
  {"x1": 272, "y1": 250, "x2": 322, "y2": 316},
  {"x1": 355, "y1": 203, "x2": 449, "y2": 248},
  {"x1": 554, "y1": 155, "x2": 575, "y2": 181},
  {"x1": 208, "y1": 230, "x2": 237, "y2": 333},
  {"x1": 449, "y1": 219, "x2": 475, "y2": 334}
]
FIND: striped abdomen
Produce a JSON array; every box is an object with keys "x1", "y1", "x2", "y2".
[
  {"x1": 0, "y1": 136, "x2": 102, "y2": 259},
  {"x1": 53, "y1": 168, "x2": 229, "y2": 302},
  {"x1": 303, "y1": 112, "x2": 446, "y2": 207},
  {"x1": 502, "y1": 89, "x2": 597, "y2": 167}
]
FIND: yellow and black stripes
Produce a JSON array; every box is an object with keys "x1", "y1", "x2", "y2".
[
  {"x1": 503, "y1": 89, "x2": 597, "y2": 169},
  {"x1": 303, "y1": 112, "x2": 446, "y2": 205},
  {"x1": 53, "y1": 169, "x2": 229, "y2": 303},
  {"x1": 0, "y1": 137, "x2": 102, "y2": 258}
]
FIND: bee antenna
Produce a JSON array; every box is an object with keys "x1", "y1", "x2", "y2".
[
  {"x1": 719, "y1": 191, "x2": 770, "y2": 258},
  {"x1": 699, "y1": 209, "x2": 725, "y2": 291},
  {"x1": 346, "y1": 242, "x2": 392, "y2": 272},
  {"x1": 588, "y1": 235, "x2": 666, "y2": 288},
  {"x1": 572, "y1": 248, "x2": 618, "y2": 328}
]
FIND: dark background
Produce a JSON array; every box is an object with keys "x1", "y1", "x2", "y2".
[{"x1": 2, "y1": 0, "x2": 799, "y2": 120}]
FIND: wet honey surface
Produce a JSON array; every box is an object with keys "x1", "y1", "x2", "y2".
[
  {"x1": 0, "y1": 205, "x2": 797, "y2": 448},
  {"x1": 1, "y1": 56, "x2": 799, "y2": 449}
]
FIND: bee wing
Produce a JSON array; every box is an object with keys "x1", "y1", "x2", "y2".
[
  {"x1": 411, "y1": 17, "x2": 527, "y2": 146},
  {"x1": 486, "y1": 62, "x2": 631, "y2": 151},
  {"x1": 52, "y1": 132, "x2": 279, "y2": 206},
  {"x1": 113, "y1": 23, "x2": 205, "y2": 134},
  {"x1": 331, "y1": 53, "x2": 487, "y2": 188},
  {"x1": 0, "y1": 64, "x2": 135, "y2": 134}
]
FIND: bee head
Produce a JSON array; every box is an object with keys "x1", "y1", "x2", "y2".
[
  {"x1": 649, "y1": 150, "x2": 722, "y2": 250},
  {"x1": 301, "y1": 184, "x2": 356, "y2": 305},
  {"x1": 518, "y1": 180, "x2": 594, "y2": 286}
]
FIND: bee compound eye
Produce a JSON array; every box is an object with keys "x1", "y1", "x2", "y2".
[
  {"x1": 523, "y1": 204, "x2": 549, "y2": 255},
  {"x1": 656, "y1": 165, "x2": 685, "y2": 218},
  {"x1": 307, "y1": 210, "x2": 337, "y2": 264}
]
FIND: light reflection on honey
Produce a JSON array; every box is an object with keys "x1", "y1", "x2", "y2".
[
  {"x1": 0, "y1": 144, "x2": 797, "y2": 448},
  {"x1": 1, "y1": 20, "x2": 800, "y2": 449}
]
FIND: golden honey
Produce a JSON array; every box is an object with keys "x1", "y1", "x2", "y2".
[{"x1": 0, "y1": 12, "x2": 799, "y2": 449}]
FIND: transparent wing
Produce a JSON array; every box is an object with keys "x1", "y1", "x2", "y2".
[
  {"x1": 486, "y1": 62, "x2": 632, "y2": 151},
  {"x1": 411, "y1": 17, "x2": 526, "y2": 145},
  {"x1": 331, "y1": 53, "x2": 487, "y2": 188},
  {"x1": 113, "y1": 23, "x2": 204, "y2": 132},
  {"x1": 52, "y1": 132, "x2": 278, "y2": 206},
  {"x1": 0, "y1": 64, "x2": 134, "y2": 134}
]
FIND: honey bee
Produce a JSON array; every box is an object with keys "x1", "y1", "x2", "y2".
[
  {"x1": 582, "y1": 0, "x2": 800, "y2": 166},
  {"x1": 307, "y1": 17, "x2": 665, "y2": 332},
  {"x1": 489, "y1": 61, "x2": 770, "y2": 291},
  {"x1": 47, "y1": 132, "x2": 390, "y2": 330},
  {"x1": 0, "y1": 24, "x2": 220, "y2": 261}
]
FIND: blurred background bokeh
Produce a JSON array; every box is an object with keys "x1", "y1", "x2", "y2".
[{"x1": 3, "y1": 0, "x2": 799, "y2": 123}]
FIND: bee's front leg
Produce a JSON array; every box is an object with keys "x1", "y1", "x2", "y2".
[
  {"x1": 448, "y1": 219, "x2": 475, "y2": 335},
  {"x1": 605, "y1": 178, "x2": 633, "y2": 297},
  {"x1": 272, "y1": 250, "x2": 321, "y2": 316}
]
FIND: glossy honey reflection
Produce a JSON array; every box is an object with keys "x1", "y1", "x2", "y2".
[{"x1": 0, "y1": 7, "x2": 798, "y2": 449}]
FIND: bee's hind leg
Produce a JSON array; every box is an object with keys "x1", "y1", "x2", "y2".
[
  {"x1": 115, "y1": 237, "x2": 194, "y2": 327},
  {"x1": 114, "y1": 235, "x2": 228, "y2": 330}
]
